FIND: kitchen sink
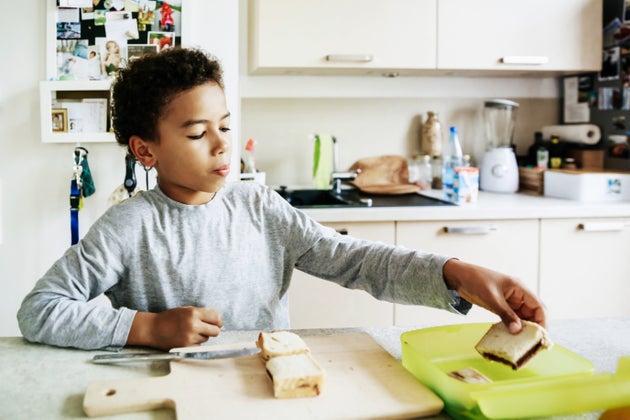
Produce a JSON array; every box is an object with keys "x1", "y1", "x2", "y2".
[{"x1": 274, "y1": 186, "x2": 455, "y2": 208}]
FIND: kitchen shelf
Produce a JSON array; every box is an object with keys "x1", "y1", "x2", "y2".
[{"x1": 40, "y1": 80, "x2": 115, "y2": 144}]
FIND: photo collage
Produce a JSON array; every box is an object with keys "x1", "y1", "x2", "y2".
[{"x1": 56, "y1": 0, "x2": 182, "y2": 81}]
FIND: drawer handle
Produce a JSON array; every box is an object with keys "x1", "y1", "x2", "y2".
[
  {"x1": 577, "y1": 222, "x2": 629, "y2": 232},
  {"x1": 501, "y1": 56, "x2": 548, "y2": 65},
  {"x1": 443, "y1": 225, "x2": 497, "y2": 235},
  {"x1": 325, "y1": 54, "x2": 374, "y2": 63}
]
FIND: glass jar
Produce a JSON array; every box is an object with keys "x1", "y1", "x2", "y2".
[{"x1": 422, "y1": 111, "x2": 443, "y2": 158}]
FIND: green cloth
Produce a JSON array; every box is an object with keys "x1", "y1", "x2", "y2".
[
  {"x1": 80, "y1": 156, "x2": 96, "y2": 198},
  {"x1": 312, "y1": 134, "x2": 333, "y2": 189}
]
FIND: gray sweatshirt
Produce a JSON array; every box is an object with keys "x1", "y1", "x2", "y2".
[{"x1": 17, "y1": 183, "x2": 461, "y2": 350}]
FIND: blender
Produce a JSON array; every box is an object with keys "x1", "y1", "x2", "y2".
[{"x1": 480, "y1": 99, "x2": 519, "y2": 193}]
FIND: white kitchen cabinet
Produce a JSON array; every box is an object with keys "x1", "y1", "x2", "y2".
[
  {"x1": 394, "y1": 219, "x2": 539, "y2": 327},
  {"x1": 539, "y1": 218, "x2": 630, "y2": 320},
  {"x1": 249, "y1": 0, "x2": 437, "y2": 75},
  {"x1": 249, "y1": 0, "x2": 601, "y2": 76},
  {"x1": 437, "y1": 0, "x2": 602, "y2": 73},
  {"x1": 288, "y1": 221, "x2": 396, "y2": 328}
]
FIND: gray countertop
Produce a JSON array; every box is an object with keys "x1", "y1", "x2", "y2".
[{"x1": 1, "y1": 318, "x2": 628, "y2": 419}]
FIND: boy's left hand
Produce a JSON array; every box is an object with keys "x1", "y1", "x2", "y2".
[{"x1": 442, "y1": 259, "x2": 547, "y2": 334}]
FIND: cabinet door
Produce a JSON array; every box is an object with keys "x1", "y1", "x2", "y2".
[
  {"x1": 395, "y1": 219, "x2": 539, "y2": 327},
  {"x1": 288, "y1": 222, "x2": 395, "y2": 328},
  {"x1": 437, "y1": 0, "x2": 602, "y2": 72},
  {"x1": 249, "y1": 0, "x2": 437, "y2": 74},
  {"x1": 540, "y1": 218, "x2": 630, "y2": 319}
]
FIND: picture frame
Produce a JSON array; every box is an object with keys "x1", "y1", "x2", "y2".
[{"x1": 52, "y1": 108, "x2": 68, "y2": 133}]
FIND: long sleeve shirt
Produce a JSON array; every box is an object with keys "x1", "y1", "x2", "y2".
[{"x1": 17, "y1": 183, "x2": 462, "y2": 350}]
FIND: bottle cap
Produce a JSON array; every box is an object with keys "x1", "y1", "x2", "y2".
[{"x1": 450, "y1": 126, "x2": 457, "y2": 133}]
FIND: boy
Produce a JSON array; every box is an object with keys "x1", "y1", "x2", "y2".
[{"x1": 18, "y1": 48, "x2": 546, "y2": 351}]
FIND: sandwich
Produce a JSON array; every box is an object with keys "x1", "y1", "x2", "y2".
[
  {"x1": 256, "y1": 330, "x2": 310, "y2": 361},
  {"x1": 475, "y1": 320, "x2": 552, "y2": 370},
  {"x1": 265, "y1": 352, "x2": 324, "y2": 398},
  {"x1": 257, "y1": 330, "x2": 325, "y2": 398}
]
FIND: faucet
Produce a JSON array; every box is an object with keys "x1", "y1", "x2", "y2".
[{"x1": 329, "y1": 136, "x2": 360, "y2": 194}]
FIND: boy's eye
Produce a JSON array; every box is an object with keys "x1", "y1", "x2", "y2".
[
  {"x1": 187, "y1": 131, "x2": 205, "y2": 140},
  {"x1": 220, "y1": 127, "x2": 231, "y2": 133}
]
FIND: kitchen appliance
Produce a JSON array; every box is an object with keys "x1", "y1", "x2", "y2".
[
  {"x1": 480, "y1": 99, "x2": 520, "y2": 193},
  {"x1": 84, "y1": 333, "x2": 444, "y2": 419}
]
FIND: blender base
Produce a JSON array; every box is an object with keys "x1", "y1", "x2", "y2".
[{"x1": 480, "y1": 148, "x2": 519, "y2": 193}]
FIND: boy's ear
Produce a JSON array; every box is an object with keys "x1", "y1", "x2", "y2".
[{"x1": 129, "y1": 135, "x2": 157, "y2": 167}]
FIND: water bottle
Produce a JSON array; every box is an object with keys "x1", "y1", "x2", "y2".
[{"x1": 442, "y1": 126, "x2": 463, "y2": 201}]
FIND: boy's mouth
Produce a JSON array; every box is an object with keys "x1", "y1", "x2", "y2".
[{"x1": 213, "y1": 165, "x2": 231, "y2": 177}]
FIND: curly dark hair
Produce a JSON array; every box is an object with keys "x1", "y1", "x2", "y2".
[{"x1": 111, "y1": 47, "x2": 224, "y2": 152}]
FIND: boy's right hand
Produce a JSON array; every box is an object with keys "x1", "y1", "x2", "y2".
[{"x1": 127, "y1": 306, "x2": 223, "y2": 351}]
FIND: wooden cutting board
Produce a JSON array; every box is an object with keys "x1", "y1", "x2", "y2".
[{"x1": 83, "y1": 333, "x2": 443, "y2": 419}]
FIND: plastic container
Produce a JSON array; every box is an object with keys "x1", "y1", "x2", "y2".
[
  {"x1": 401, "y1": 323, "x2": 630, "y2": 420},
  {"x1": 442, "y1": 126, "x2": 464, "y2": 200}
]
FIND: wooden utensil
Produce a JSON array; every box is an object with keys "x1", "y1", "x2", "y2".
[
  {"x1": 83, "y1": 333, "x2": 443, "y2": 419},
  {"x1": 349, "y1": 155, "x2": 421, "y2": 195}
]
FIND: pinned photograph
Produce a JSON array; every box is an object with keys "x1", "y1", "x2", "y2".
[
  {"x1": 98, "y1": 38, "x2": 126, "y2": 76},
  {"x1": 57, "y1": 22, "x2": 81, "y2": 39},
  {"x1": 600, "y1": 46, "x2": 621, "y2": 81},
  {"x1": 87, "y1": 45, "x2": 103, "y2": 80},
  {"x1": 127, "y1": 44, "x2": 158, "y2": 61},
  {"x1": 52, "y1": 109, "x2": 68, "y2": 133},
  {"x1": 94, "y1": 10, "x2": 107, "y2": 26},
  {"x1": 148, "y1": 31, "x2": 175, "y2": 51},
  {"x1": 57, "y1": 40, "x2": 91, "y2": 80}
]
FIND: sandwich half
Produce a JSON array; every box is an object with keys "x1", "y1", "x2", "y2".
[
  {"x1": 256, "y1": 331, "x2": 310, "y2": 361},
  {"x1": 475, "y1": 320, "x2": 552, "y2": 370}
]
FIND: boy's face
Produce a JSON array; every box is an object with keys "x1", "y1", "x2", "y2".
[{"x1": 149, "y1": 82, "x2": 232, "y2": 205}]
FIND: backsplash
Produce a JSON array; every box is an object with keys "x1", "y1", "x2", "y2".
[{"x1": 241, "y1": 97, "x2": 559, "y2": 186}]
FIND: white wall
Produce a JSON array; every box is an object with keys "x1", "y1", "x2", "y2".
[{"x1": 0, "y1": 1, "x2": 558, "y2": 337}]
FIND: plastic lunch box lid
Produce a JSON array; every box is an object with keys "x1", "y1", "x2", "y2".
[{"x1": 401, "y1": 323, "x2": 630, "y2": 419}]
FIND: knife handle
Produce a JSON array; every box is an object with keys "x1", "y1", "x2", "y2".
[{"x1": 92, "y1": 352, "x2": 178, "y2": 364}]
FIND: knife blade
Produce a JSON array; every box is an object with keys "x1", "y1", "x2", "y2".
[{"x1": 91, "y1": 345, "x2": 260, "y2": 364}]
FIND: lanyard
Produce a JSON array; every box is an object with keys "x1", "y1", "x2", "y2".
[{"x1": 70, "y1": 147, "x2": 95, "y2": 245}]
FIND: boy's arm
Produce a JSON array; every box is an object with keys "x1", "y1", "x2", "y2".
[{"x1": 127, "y1": 307, "x2": 223, "y2": 351}]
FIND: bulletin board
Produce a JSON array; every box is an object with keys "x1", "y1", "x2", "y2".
[
  {"x1": 55, "y1": 0, "x2": 182, "y2": 81},
  {"x1": 562, "y1": 0, "x2": 630, "y2": 171}
]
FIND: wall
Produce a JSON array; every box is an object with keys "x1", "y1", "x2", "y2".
[
  {"x1": 241, "y1": 97, "x2": 559, "y2": 186},
  {"x1": 0, "y1": 1, "x2": 559, "y2": 337}
]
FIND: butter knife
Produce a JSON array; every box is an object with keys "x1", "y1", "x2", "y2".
[{"x1": 92, "y1": 345, "x2": 260, "y2": 364}]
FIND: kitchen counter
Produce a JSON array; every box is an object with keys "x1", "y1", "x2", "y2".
[
  {"x1": 301, "y1": 190, "x2": 630, "y2": 223},
  {"x1": 1, "y1": 317, "x2": 628, "y2": 419}
]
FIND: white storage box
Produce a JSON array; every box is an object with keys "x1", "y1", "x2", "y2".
[{"x1": 544, "y1": 169, "x2": 630, "y2": 202}]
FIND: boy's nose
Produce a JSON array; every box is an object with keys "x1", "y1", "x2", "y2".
[{"x1": 211, "y1": 133, "x2": 231, "y2": 156}]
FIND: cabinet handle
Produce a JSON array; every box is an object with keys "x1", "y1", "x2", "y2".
[
  {"x1": 442, "y1": 225, "x2": 497, "y2": 235},
  {"x1": 500, "y1": 56, "x2": 549, "y2": 65},
  {"x1": 325, "y1": 54, "x2": 374, "y2": 63},
  {"x1": 577, "y1": 222, "x2": 630, "y2": 232}
]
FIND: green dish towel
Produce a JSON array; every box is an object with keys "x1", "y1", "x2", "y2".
[{"x1": 312, "y1": 134, "x2": 334, "y2": 189}]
